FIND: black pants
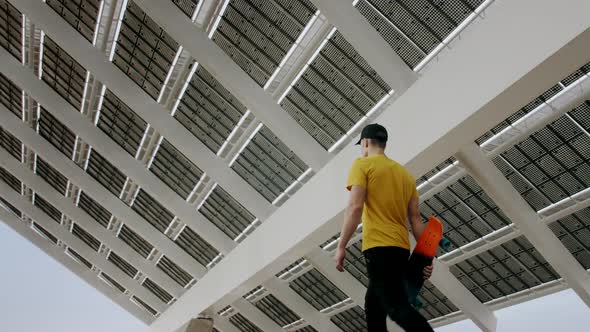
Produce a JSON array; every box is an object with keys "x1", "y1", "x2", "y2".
[{"x1": 364, "y1": 246, "x2": 434, "y2": 332}]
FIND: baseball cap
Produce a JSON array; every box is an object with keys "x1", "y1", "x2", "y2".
[{"x1": 355, "y1": 123, "x2": 388, "y2": 145}]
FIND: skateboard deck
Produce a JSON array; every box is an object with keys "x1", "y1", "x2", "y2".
[{"x1": 405, "y1": 216, "x2": 450, "y2": 308}]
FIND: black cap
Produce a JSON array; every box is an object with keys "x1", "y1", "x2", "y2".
[{"x1": 356, "y1": 123, "x2": 388, "y2": 145}]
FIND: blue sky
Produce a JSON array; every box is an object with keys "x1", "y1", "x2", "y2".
[{"x1": 2, "y1": 221, "x2": 590, "y2": 332}]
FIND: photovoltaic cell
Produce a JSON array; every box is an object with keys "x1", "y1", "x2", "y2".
[
  {"x1": 46, "y1": 0, "x2": 101, "y2": 42},
  {"x1": 289, "y1": 268, "x2": 348, "y2": 311}
]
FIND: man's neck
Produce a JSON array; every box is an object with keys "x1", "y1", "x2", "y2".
[{"x1": 367, "y1": 148, "x2": 386, "y2": 157}]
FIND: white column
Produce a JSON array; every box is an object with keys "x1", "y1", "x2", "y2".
[
  {"x1": 131, "y1": 0, "x2": 330, "y2": 170},
  {"x1": 308, "y1": 0, "x2": 417, "y2": 93},
  {"x1": 0, "y1": 208, "x2": 155, "y2": 324},
  {"x1": 0, "y1": 186, "x2": 167, "y2": 312},
  {"x1": 8, "y1": 0, "x2": 275, "y2": 220},
  {"x1": 456, "y1": 143, "x2": 590, "y2": 307}
]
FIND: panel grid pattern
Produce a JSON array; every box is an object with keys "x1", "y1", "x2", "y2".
[
  {"x1": 560, "y1": 62, "x2": 590, "y2": 87},
  {"x1": 77, "y1": 191, "x2": 111, "y2": 228},
  {"x1": 0, "y1": 0, "x2": 22, "y2": 60},
  {"x1": 0, "y1": 196, "x2": 21, "y2": 217},
  {"x1": 86, "y1": 149, "x2": 127, "y2": 197},
  {"x1": 35, "y1": 157, "x2": 69, "y2": 196},
  {"x1": 143, "y1": 278, "x2": 174, "y2": 303},
  {"x1": 420, "y1": 175, "x2": 512, "y2": 253},
  {"x1": 0, "y1": 72, "x2": 22, "y2": 119},
  {"x1": 118, "y1": 224, "x2": 154, "y2": 258},
  {"x1": 549, "y1": 208, "x2": 590, "y2": 269},
  {"x1": 254, "y1": 294, "x2": 301, "y2": 327},
  {"x1": 131, "y1": 189, "x2": 174, "y2": 233},
  {"x1": 33, "y1": 194, "x2": 62, "y2": 223},
  {"x1": 149, "y1": 138, "x2": 203, "y2": 199},
  {"x1": 494, "y1": 109, "x2": 590, "y2": 212},
  {"x1": 330, "y1": 306, "x2": 367, "y2": 332},
  {"x1": 67, "y1": 248, "x2": 93, "y2": 268},
  {"x1": 133, "y1": 296, "x2": 158, "y2": 316},
  {"x1": 170, "y1": 0, "x2": 199, "y2": 18},
  {"x1": 0, "y1": 127, "x2": 22, "y2": 161},
  {"x1": 280, "y1": 31, "x2": 390, "y2": 149},
  {"x1": 418, "y1": 281, "x2": 459, "y2": 320},
  {"x1": 232, "y1": 125, "x2": 308, "y2": 202},
  {"x1": 38, "y1": 107, "x2": 77, "y2": 159},
  {"x1": 199, "y1": 185, "x2": 256, "y2": 240},
  {"x1": 32, "y1": 222, "x2": 59, "y2": 244},
  {"x1": 42, "y1": 37, "x2": 87, "y2": 109},
  {"x1": 71, "y1": 223, "x2": 101, "y2": 251},
  {"x1": 174, "y1": 226, "x2": 220, "y2": 267},
  {"x1": 97, "y1": 89, "x2": 148, "y2": 156},
  {"x1": 108, "y1": 251, "x2": 138, "y2": 278},
  {"x1": 113, "y1": 1, "x2": 179, "y2": 99},
  {"x1": 289, "y1": 268, "x2": 348, "y2": 311},
  {"x1": 46, "y1": 0, "x2": 100, "y2": 43},
  {"x1": 229, "y1": 312, "x2": 263, "y2": 332},
  {"x1": 174, "y1": 66, "x2": 247, "y2": 153},
  {"x1": 416, "y1": 157, "x2": 456, "y2": 186},
  {"x1": 212, "y1": 0, "x2": 317, "y2": 87},
  {"x1": 157, "y1": 255, "x2": 194, "y2": 288},
  {"x1": 450, "y1": 236, "x2": 559, "y2": 303},
  {"x1": 101, "y1": 272, "x2": 126, "y2": 293}
]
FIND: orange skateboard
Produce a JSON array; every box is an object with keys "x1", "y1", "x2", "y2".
[{"x1": 405, "y1": 216, "x2": 450, "y2": 308}]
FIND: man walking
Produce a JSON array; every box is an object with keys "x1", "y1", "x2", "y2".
[{"x1": 335, "y1": 124, "x2": 434, "y2": 331}]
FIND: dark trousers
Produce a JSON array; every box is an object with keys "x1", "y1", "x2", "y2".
[{"x1": 364, "y1": 246, "x2": 434, "y2": 332}]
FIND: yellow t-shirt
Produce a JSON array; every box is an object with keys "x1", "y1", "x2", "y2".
[{"x1": 346, "y1": 155, "x2": 418, "y2": 251}]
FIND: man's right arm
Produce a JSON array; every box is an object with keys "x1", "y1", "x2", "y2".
[{"x1": 408, "y1": 195, "x2": 426, "y2": 240}]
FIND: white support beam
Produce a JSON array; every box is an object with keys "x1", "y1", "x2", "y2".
[
  {"x1": 232, "y1": 298, "x2": 284, "y2": 332},
  {"x1": 10, "y1": 0, "x2": 275, "y2": 221},
  {"x1": 130, "y1": 0, "x2": 330, "y2": 171},
  {"x1": 0, "y1": 208, "x2": 154, "y2": 324},
  {"x1": 308, "y1": 0, "x2": 417, "y2": 93},
  {"x1": 0, "y1": 107, "x2": 206, "y2": 279},
  {"x1": 0, "y1": 185, "x2": 167, "y2": 312},
  {"x1": 456, "y1": 143, "x2": 590, "y2": 307},
  {"x1": 0, "y1": 148, "x2": 183, "y2": 298},
  {"x1": 150, "y1": 2, "x2": 590, "y2": 331},
  {"x1": 263, "y1": 278, "x2": 341, "y2": 332},
  {"x1": 0, "y1": 47, "x2": 236, "y2": 255}
]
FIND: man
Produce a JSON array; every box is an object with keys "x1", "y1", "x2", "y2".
[{"x1": 335, "y1": 123, "x2": 434, "y2": 332}]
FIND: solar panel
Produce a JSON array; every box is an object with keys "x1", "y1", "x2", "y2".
[
  {"x1": 280, "y1": 31, "x2": 390, "y2": 149},
  {"x1": 199, "y1": 185, "x2": 255, "y2": 240},
  {"x1": 211, "y1": 0, "x2": 317, "y2": 87},
  {"x1": 0, "y1": 72, "x2": 22, "y2": 119},
  {"x1": 254, "y1": 294, "x2": 301, "y2": 327},
  {"x1": 416, "y1": 157, "x2": 457, "y2": 186},
  {"x1": 170, "y1": 0, "x2": 199, "y2": 18},
  {"x1": 174, "y1": 66, "x2": 247, "y2": 153},
  {"x1": 108, "y1": 251, "x2": 138, "y2": 278},
  {"x1": 418, "y1": 281, "x2": 459, "y2": 320},
  {"x1": 549, "y1": 208, "x2": 590, "y2": 269},
  {"x1": 0, "y1": 196, "x2": 21, "y2": 217},
  {"x1": 343, "y1": 241, "x2": 369, "y2": 287},
  {"x1": 149, "y1": 138, "x2": 203, "y2": 199},
  {"x1": 42, "y1": 37, "x2": 87, "y2": 110},
  {"x1": 32, "y1": 222, "x2": 59, "y2": 244},
  {"x1": 229, "y1": 312, "x2": 263, "y2": 332},
  {"x1": 131, "y1": 189, "x2": 174, "y2": 233},
  {"x1": 143, "y1": 278, "x2": 174, "y2": 304},
  {"x1": 97, "y1": 89, "x2": 148, "y2": 156},
  {"x1": 33, "y1": 194, "x2": 62, "y2": 223},
  {"x1": 100, "y1": 272, "x2": 126, "y2": 293},
  {"x1": 450, "y1": 236, "x2": 559, "y2": 303},
  {"x1": 560, "y1": 61, "x2": 590, "y2": 87},
  {"x1": 494, "y1": 112, "x2": 590, "y2": 211},
  {"x1": 276, "y1": 257, "x2": 306, "y2": 277},
  {"x1": 113, "y1": 0, "x2": 179, "y2": 99},
  {"x1": 174, "y1": 226, "x2": 220, "y2": 267},
  {"x1": 0, "y1": 165, "x2": 21, "y2": 192},
  {"x1": 156, "y1": 255, "x2": 194, "y2": 288},
  {"x1": 132, "y1": 295, "x2": 158, "y2": 316},
  {"x1": 67, "y1": 247, "x2": 93, "y2": 268},
  {"x1": 86, "y1": 149, "x2": 127, "y2": 197},
  {"x1": 77, "y1": 191, "x2": 111, "y2": 228},
  {"x1": 330, "y1": 306, "x2": 367, "y2": 332},
  {"x1": 232, "y1": 125, "x2": 308, "y2": 202},
  {"x1": 420, "y1": 175, "x2": 512, "y2": 252},
  {"x1": 0, "y1": 127, "x2": 21, "y2": 161},
  {"x1": 289, "y1": 268, "x2": 348, "y2": 311},
  {"x1": 118, "y1": 224, "x2": 154, "y2": 258},
  {"x1": 35, "y1": 157, "x2": 69, "y2": 196},
  {"x1": 71, "y1": 223, "x2": 101, "y2": 251},
  {"x1": 0, "y1": 0, "x2": 22, "y2": 60},
  {"x1": 37, "y1": 107, "x2": 77, "y2": 159},
  {"x1": 46, "y1": 0, "x2": 101, "y2": 42}
]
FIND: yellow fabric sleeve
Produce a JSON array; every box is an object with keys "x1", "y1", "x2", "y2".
[{"x1": 346, "y1": 159, "x2": 367, "y2": 191}]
